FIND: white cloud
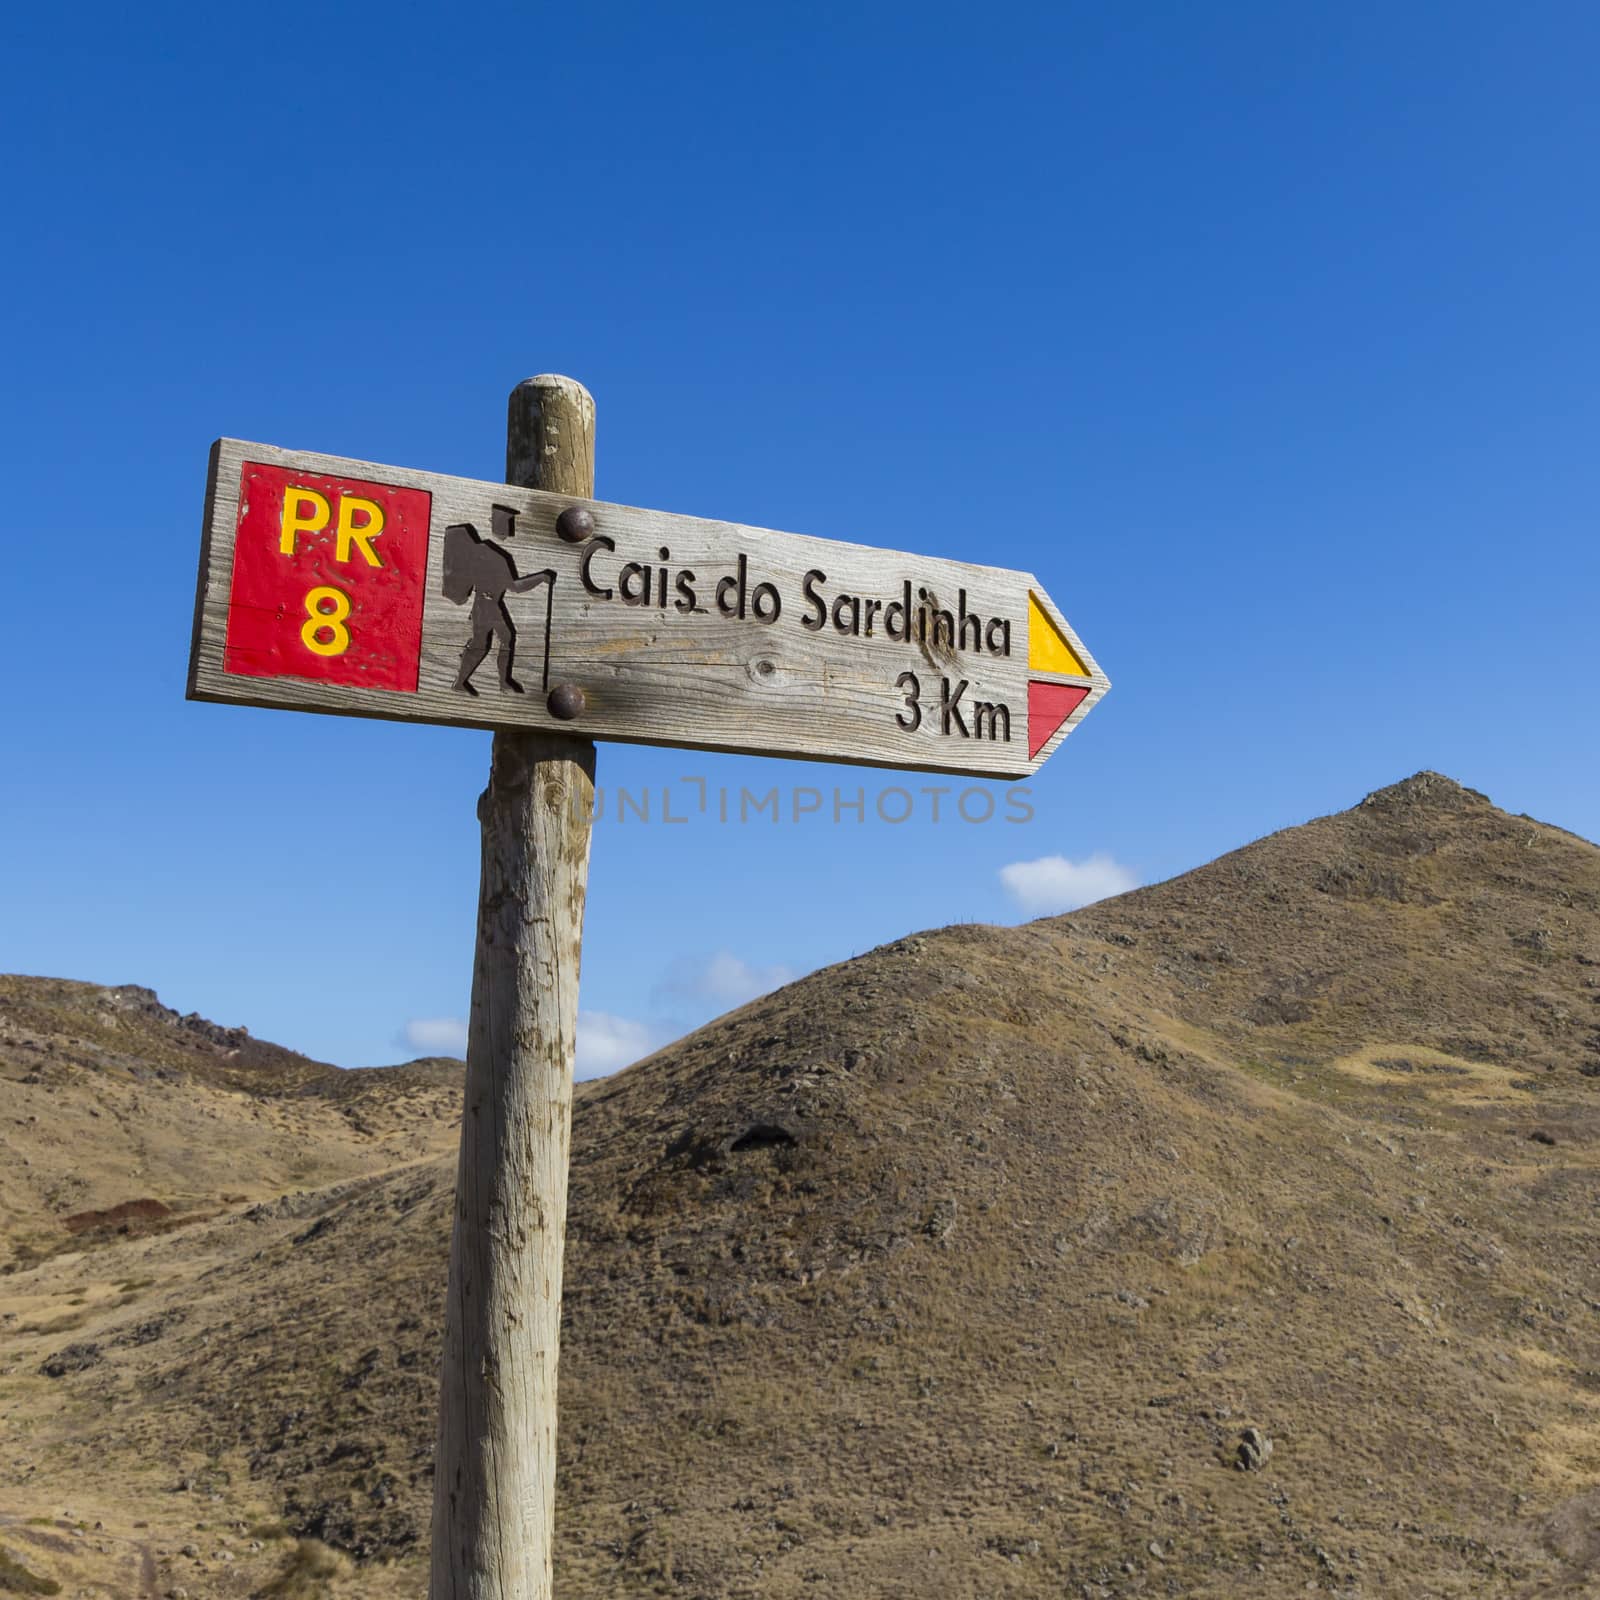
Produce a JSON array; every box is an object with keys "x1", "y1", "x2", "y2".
[
  {"x1": 998, "y1": 852, "x2": 1138, "y2": 916},
  {"x1": 656, "y1": 950, "x2": 797, "y2": 1010},
  {"x1": 576, "y1": 1010, "x2": 657, "y2": 1079},
  {"x1": 403, "y1": 1016, "x2": 468, "y2": 1057},
  {"x1": 399, "y1": 1010, "x2": 655, "y2": 1080}
]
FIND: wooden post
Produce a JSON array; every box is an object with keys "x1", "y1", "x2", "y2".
[{"x1": 431, "y1": 376, "x2": 597, "y2": 1599}]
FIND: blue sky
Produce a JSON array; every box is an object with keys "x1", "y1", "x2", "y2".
[{"x1": 3, "y1": 2, "x2": 1596, "y2": 1072}]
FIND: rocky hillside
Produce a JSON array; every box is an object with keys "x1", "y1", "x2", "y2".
[{"x1": 2, "y1": 772, "x2": 1599, "y2": 1599}]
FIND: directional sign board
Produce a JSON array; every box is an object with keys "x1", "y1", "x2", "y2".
[{"x1": 188, "y1": 439, "x2": 1109, "y2": 778}]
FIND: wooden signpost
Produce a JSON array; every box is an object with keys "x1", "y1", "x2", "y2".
[
  {"x1": 187, "y1": 377, "x2": 1110, "y2": 1598},
  {"x1": 189, "y1": 440, "x2": 1108, "y2": 777}
]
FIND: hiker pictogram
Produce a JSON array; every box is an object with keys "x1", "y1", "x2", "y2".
[{"x1": 442, "y1": 505, "x2": 557, "y2": 696}]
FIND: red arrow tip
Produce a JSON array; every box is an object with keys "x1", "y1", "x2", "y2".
[{"x1": 1028, "y1": 681, "x2": 1090, "y2": 759}]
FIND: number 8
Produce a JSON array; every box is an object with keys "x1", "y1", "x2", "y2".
[{"x1": 301, "y1": 585, "x2": 352, "y2": 657}]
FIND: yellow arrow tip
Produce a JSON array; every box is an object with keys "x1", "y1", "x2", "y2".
[{"x1": 1028, "y1": 592, "x2": 1089, "y2": 677}]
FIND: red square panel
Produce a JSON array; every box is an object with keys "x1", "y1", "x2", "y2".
[{"x1": 223, "y1": 461, "x2": 430, "y2": 692}]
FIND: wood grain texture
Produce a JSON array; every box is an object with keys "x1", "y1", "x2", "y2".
[
  {"x1": 430, "y1": 377, "x2": 597, "y2": 1600},
  {"x1": 188, "y1": 437, "x2": 1109, "y2": 778}
]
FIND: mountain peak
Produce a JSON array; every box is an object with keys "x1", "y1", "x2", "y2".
[{"x1": 1357, "y1": 769, "x2": 1488, "y2": 813}]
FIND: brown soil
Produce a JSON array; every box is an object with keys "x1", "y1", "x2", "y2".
[{"x1": 3, "y1": 772, "x2": 1599, "y2": 1597}]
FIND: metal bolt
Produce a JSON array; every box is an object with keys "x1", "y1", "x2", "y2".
[
  {"x1": 547, "y1": 683, "x2": 585, "y2": 721},
  {"x1": 555, "y1": 506, "x2": 594, "y2": 543}
]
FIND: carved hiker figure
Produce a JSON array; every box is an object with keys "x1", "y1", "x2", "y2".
[{"x1": 442, "y1": 505, "x2": 556, "y2": 695}]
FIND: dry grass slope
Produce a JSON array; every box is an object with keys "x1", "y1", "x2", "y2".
[{"x1": 2, "y1": 771, "x2": 1599, "y2": 1597}]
